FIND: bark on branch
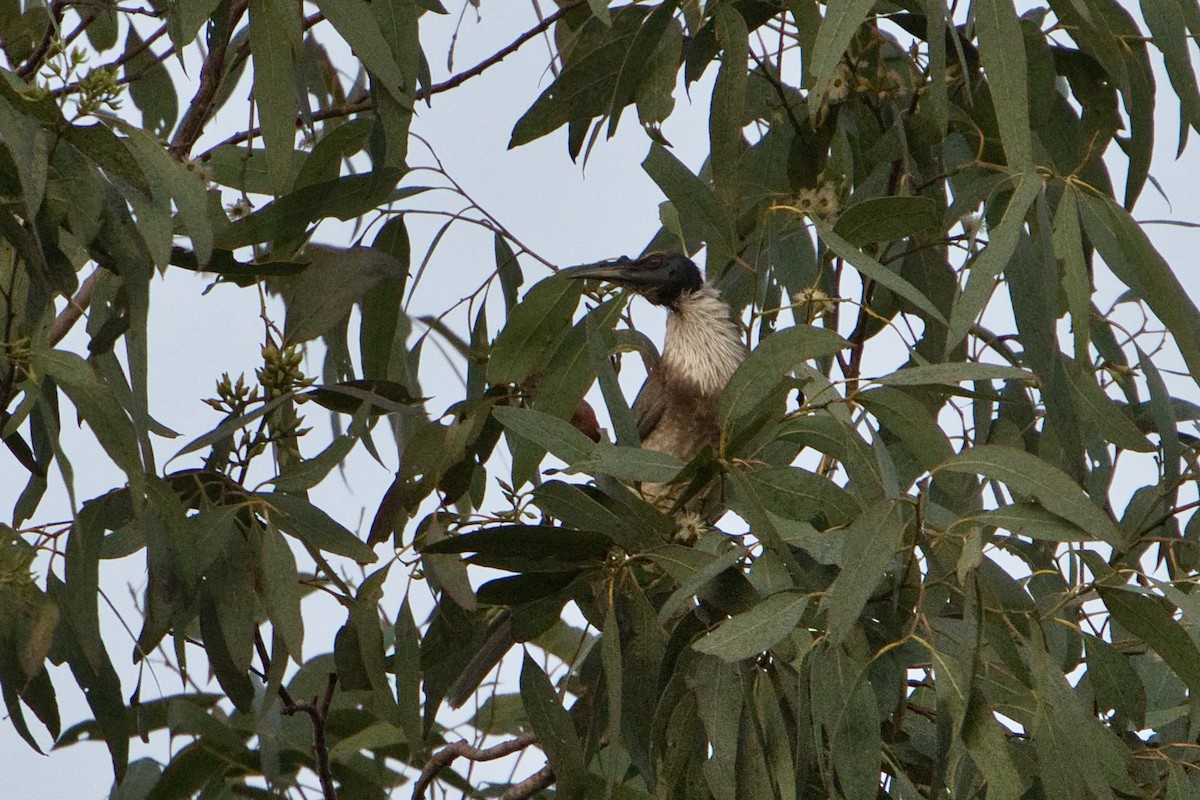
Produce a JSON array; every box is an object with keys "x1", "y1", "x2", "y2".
[{"x1": 411, "y1": 732, "x2": 540, "y2": 800}]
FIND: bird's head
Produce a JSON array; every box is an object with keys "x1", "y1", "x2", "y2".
[{"x1": 559, "y1": 252, "x2": 703, "y2": 308}]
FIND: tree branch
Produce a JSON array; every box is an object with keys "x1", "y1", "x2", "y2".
[
  {"x1": 198, "y1": 3, "x2": 580, "y2": 160},
  {"x1": 47, "y1": 266, "x2": 104, "y2": 346},
  {"x1": 170, "y1": 0, "x2": 248, "y2": 159},
  {"x1": 411, "y1": 732, "x2": 539, "y2": 800},
  {"x1": 282, "y1": 672, "x2": 339, "y2": 800},
  {"x1": 15, "y1": 0, "x2": 66, "y2": 79},
  {"x1": 500, "y1": 765, "x2": 554, "y2": 800}
]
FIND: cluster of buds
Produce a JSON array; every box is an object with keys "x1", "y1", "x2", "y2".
[
  {"x1": 257, "y1": 342, "x2": 312, "y2": 399},
  {"x1": 76, "y1": 65, "x2": 123, "y2": 118},
  {"x1": 205, "y1": 371, "x2": 255, "y2": 413}
]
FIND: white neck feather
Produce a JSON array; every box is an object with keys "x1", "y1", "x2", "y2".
[{"x1": 660, "y1": 286, "x2": 746, "y2": 395}]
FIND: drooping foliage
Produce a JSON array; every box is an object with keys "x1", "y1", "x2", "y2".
[{"x1": 3, "y1": 1, "x2": 1200, "y2": 798}]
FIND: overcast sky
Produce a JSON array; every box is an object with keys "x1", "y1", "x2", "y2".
[{"x1": 5, "y1": 4, "x2": 1200, "y2": 797}]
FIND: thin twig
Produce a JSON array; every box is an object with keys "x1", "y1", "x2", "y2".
[
  {"x1": 411, "y1": 733, "x2": 539, "y2": 800},
  {"x1": 48, "y1": 21, "x2": 169, "y2": 96},
  {"x1": 499, "y1": 765, "x2": 555, "y2": 800},
  {"x1": 170, "y1": 0, "x2": 248, "y2": 158},
  {"x1": 198, "y1": 3, "x2": 581, "y2": 159},
  {"x1": 282, "y1": 673, "x2": 339, "y2": 800},
  {"x1": 15, "y1": 0, "x2": 65, "y2": 79},
  {"x1": 47, "y1": 266, "x2": 104, "y2": 346}
]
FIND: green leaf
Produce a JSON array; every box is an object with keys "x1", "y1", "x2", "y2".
[
  {"x1": 859, "y1": 387, "x2": 955, "y2": 470},
  {"x1": 492, "y1": 406, "x2": 595, "y2": 466},
  {"x1": 587, "y1": 0, "x2": 611, "y2": 24},
  {"x1": 37, "y1": 350, "x2": 144, "y2": 494},
  {"x1": 691, "y1": 655, "x2": 742, "y2": 800},
  {"x1": 811, "y1": 217, "x2": 947, "y2": 324},
  {"x1": 936, "y1": 445, "x2": 1124, "y2": 546},
  {"x1": 1142, "y1": 0, "x2": 1200, "y2": 138},
  {"x1": 1054, "y1": 180, "x2": 1090, "y2": 359},
  {"x1": 259, "y1": 492, "x2": 376, "y2": 563},
  {"x1": 946, "y1": 171, "x2": 1042, "y2": 353},
  {"x1": 872, "y1": 362, "x2": 1034, "y2": 387},
  {"x1": 1137, "y1": 345, "x2": 1180, "y2": 489},
  {"x1": 833, "y1": 196, "x2": 942, "y2": 246},
  {"x1": 115, "y1": 123, "x2": 213, "y2": 267},
  {"x1": 215, "y1": 167, "x2": 402, "y2": 248},
  {"x1": 607, "y1": 2, "x2": 679, "y2": 133},
  {"x1": 166, "y1": 0, "x2": 222, "y2": 49},
  {"x1": 532, "y1": 480, "x2": 658, "y2": 552},
  {"x1": 393, "y1": 598, "x2": 424, "y2": 752},
  {"x1": 780, "y1": 414, "x2": 885, "y2": 503},
  {"x1": 961, "y1": 690, "x2": 1022, "y2": 800},
  {"x1": 726, "y1": 468, "x2": 810, "y2": 584},
  {"x1": 693, "y1": 591, "x2": 808, "y2": 661},
  {"x1": 974, "y1": 0, "x2": 1032, "y2": 168},
  {"x1": 808, "y1": 0, "x2": 875, "y2": 100},
  {"x1": 709, "y1": 6, "x2": 747, "y2": 211},
  {"x1": 303, "y1": 380, "x2": 422, "y2": 416},
  {"x1": 651, "y1": 544, "x2": 750, "y2": 623},
  {"x1": 520, "y1": 655, "x2": 586, "y2": 800},
  {"x1": 262, "y1": 524, "x2": 304, "y2": 661},
  {"x1": 361, "y1": 215, "x2": 410, "y2": 380},
  {"x1": 1065, "y1": 360, "x2": 1153, "y2": 452},
  {"x1": 820, "y1": 500, "x2": 905, "y2": 643},
  {"x1": 509, "y1": 10, "x2": 645, "y2": 147},
  {"x1": 1079, "y1": 191, "x2": 1200, "y2": 391},
  {"x1": 123, "y1": 26, "x2": 178, "y2": 139},
  {"x1": 248, "y1": 0, "x2": 302, "y2": 194},
  {"x1": 1083, "y1": 633, "x2": 1145, "y2": 728},
  {"x1": 422, "y1": 524, "x2": 611, "y2": 570},
  {"x1": 281, "y1": 245, "x2": 407, "y2": 345},
  {"x1": 586, "y1": 314, "x2": 637, "y2": 446},
  {"x1": 1100, "y1": 587, "x2": 1200, "y2": 695},
  {"x1": 0, "y1": 94, "x2": 47, "y2": 219},
  {"x1": 745, "y1": 466, "x2": 859, "y2": 528},
  {"x1": 486, "y1": 276, "x2": 582, "y2": 385},
  {"x1": 315, "y1": 0, "x2": 408, "y2": 102},
  {"x1": 170, "y1": 394, "x2": 293, "y2": 461},
  {"x1": 642, "y1": 143, "x2": 737, "y2": 272},
  {"x1": 720, "y1": 324, "x2": 848, "y2": 429},
  {"x1": 951, "y1": 503, "x2": 1091, "y2": 542},
  {"x1": 574, "y1": 442, "x2": 683, "y2": 484}
]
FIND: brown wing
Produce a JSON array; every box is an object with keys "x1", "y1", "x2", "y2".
[{"x1": 632, "y1": 367, "x2": 667, "y2": 442}]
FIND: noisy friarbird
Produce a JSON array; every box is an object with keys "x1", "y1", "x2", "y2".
[{"x1": 444, "y1": 253, "x2": 745, "y2": 709}]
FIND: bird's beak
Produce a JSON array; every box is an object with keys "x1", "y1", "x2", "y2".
[{"x1": 559, "y1": 256, "x2": 664, "y2": 288}]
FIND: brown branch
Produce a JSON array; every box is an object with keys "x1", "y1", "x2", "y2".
[
  {"x1": 15, "y1": 0, "x2": 66, "y2": 79},
  {"x1": 282, "y1": 673, "x2": 339, "y2": 800},
  {"x1": 843, "y1": 278, "x2": 876, "y2": 398},
  {"x1": 412, "y1": 733, "x2": 539, "y2": 800},
  {"x1": 169, "y1": 0, "x2": 248, "y2": 159},
  {"x1": 47, "y1": 266, "x2": 104, "y2": 346},
  {"x1": 500, "y1": 765, "x2": 555, "y2": 800},
  {"x1": 197, "y1": 3, "x2": 581, "y2": 160}
]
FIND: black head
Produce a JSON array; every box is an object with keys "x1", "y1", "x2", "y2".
[{"x1": 559, "y1": 252, "x2": 703, "y2": 308}]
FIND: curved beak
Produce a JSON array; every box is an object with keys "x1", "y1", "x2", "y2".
[{"x1": 559, "y1": 256, "x2": 665, "y2": 288}]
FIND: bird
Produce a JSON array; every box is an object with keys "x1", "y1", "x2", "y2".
[
  {"x1": 560, "y1": 252, "x2": 747, "y2": 510},
  {"x1": 443, "y1": 253, "x2": 744, "y2": 710}
]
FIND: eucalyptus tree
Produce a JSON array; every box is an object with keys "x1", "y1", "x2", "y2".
[{"x1": 3, "y1": 1, "x2": 1200, "y2": 798}]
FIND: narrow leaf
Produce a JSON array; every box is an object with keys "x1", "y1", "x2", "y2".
[{"x1": 694, "y1": 592, "x2": 808, "y2": 661}]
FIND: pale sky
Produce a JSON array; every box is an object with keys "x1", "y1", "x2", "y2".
[{"x1": 4, "y1": 3, "x2": 1200, "y2": 797}]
